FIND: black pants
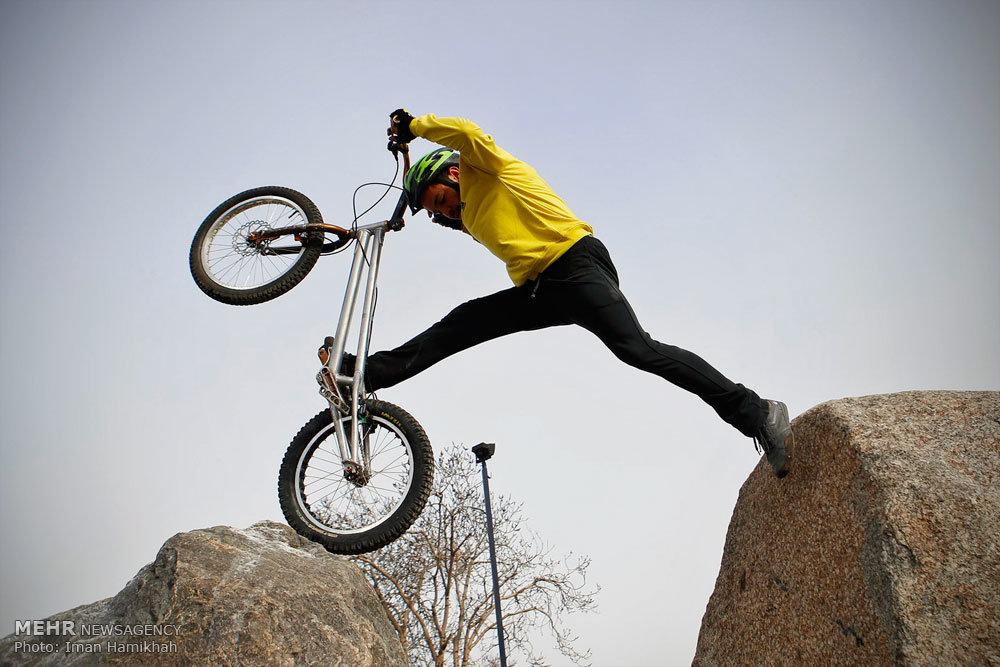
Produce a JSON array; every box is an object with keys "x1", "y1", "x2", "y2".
[{"x1": 363, "y1": 235, "x2": 766, "y2": 437}]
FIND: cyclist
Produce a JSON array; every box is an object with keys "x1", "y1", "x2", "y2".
[{"x1": 333, "y1": 109, "x2": 794, "y2": 477}]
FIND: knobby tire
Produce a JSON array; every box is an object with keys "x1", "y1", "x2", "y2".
[{"x1": 189, "y1": 186, "x2": 324, "y2": 305}]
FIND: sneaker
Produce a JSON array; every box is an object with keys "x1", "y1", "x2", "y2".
[{"x1": 754, "y1": 400, "x2": 794, "y2": 478}]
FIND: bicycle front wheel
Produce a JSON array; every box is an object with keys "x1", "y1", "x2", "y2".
[
  {"x1": 278, "y1": 400, "x2": 434, "y2": 554},
  {"x1": 189, "y1": 186, "x2": 324, "y2": 305}
]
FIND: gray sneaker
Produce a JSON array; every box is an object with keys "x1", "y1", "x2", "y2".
[{"x1": 754, "y1": 400, "x2": 794, "y2": 478}]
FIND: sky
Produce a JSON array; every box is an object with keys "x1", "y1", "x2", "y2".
[{"x1": 1, "y1": 1, "x2": 998, "y2": 665}]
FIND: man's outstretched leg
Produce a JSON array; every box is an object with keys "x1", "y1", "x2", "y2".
[
  {"x1": 538, "y1": 236, "x2": 794, "y2": 476},
  {"x1": 330, "y1": 283, "x2": 569, "y2": 392}
]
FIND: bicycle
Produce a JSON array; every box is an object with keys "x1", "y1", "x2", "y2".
[{"x1": 188, "y1": 154, "x2": 433, "y2": 554}]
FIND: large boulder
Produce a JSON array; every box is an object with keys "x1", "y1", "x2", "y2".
[
  {"x1": 1, "y1": 521, "x2": 406, "y2": 666},
  {"x1": 694, "y1": 391, "x2": 1000, "y2": 666}
]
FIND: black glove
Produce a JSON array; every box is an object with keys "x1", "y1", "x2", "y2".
[{"x1": 390, "y1": 108, "x2": 416, "y2": 144}]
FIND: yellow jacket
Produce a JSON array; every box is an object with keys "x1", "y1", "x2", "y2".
[{"x1": 410, "y1": 114, "x2": 593, "y2": 286}]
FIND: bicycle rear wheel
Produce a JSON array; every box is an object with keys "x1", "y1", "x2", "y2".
[
  {"x1": 278, "y1": 400, "x2": 434, "y2": 554},
  {"x1": 190, "y1": 186, "x2": 324, "y2": 305}
]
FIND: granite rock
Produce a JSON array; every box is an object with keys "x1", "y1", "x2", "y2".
[
  {"x1": 694, "y1": 391, "x2": 1000, "y2": 666},
  {"x1": 0, "y1": 521, "x2": 406, "y2": 666}
]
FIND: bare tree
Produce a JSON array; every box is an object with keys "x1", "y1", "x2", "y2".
[{"x1": 351, "y1": 443, "x2": 598, "y2": 667}]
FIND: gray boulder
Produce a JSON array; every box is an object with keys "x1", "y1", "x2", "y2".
[
  {"x1": 694, "y1": 391, "x2": 1000, "y2": 666},
  {"x1": 1, "y1": 521, "x2": 406, "y2": 666}
]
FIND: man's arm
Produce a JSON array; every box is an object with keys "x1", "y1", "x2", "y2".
[{"x1": 389, "y1": 110, "x2": 509, "y2": 175}]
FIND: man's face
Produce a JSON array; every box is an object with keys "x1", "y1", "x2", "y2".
[{"x1": 419, "y1": 167, "x2": 462, "y2": 220}]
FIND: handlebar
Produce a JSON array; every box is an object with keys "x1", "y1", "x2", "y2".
[
  {"x1": 388, "y1": 190, "x2": 408, "y2": 231},
  {"x1": 387, "y1": 138, "x2": 411, "y2": 231}
]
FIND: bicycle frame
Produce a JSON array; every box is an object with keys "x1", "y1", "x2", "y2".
[
  {"x1": 318, "y1": 192, "x2": 409, "y2": 477},
  {"x1": 193, "y1": 168, "x2": 436, "y2": 552}
]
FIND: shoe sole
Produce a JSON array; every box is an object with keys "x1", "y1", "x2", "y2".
[
  {"x1": 776, "y1": 432, "x2": 793, "y2": 478},
  {"x1": 772, "y1": 401, "x2": 793, "y2": 478}
]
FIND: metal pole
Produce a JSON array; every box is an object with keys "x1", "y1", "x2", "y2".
[{"x1": 472, "y1": 442, "x2": 507, "y2": 667}]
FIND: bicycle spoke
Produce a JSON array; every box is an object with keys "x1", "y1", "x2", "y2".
[
  {"x1": 199, "y1": 197, "x2": 307, "y2": 290},
  {"x1": 296, "y1": 415, "x2": 414, "y2": 535}
]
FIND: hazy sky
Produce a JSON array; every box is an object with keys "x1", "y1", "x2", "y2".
[{"x1": 1, "y1": 1, "x2": 997, "y2": 665}]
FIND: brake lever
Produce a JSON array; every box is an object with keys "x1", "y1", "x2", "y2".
[{"x1": 387, "y1": 139, "x2": 410, "y2": 157}]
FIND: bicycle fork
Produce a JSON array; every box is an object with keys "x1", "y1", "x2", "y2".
[{"x1": 317, "y1": 223, "x2": 387, "y2": 477}]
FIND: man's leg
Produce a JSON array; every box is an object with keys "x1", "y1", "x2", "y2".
[
  {"x1": 538, "y1": 236, "x2": 766, "y2": 437},
  {"x1": 359, "y1": 283, "x2": 569, "y2": 391}
]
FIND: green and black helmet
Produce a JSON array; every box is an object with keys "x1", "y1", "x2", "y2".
[{"x1": 403, "y1": 148, "x2": 459, "y2": 214}]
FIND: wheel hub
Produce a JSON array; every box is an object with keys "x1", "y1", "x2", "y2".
[
  {"x1": 343, "y1": 462, "x2": 371, "y2": 487},
  {"x1": 233, "y1": 220, "x2": 270, "y2": 256}
]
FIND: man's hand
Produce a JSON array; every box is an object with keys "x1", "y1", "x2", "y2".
[{"x1": 388, "y1": 108, "x2": 416, "y2": 144}]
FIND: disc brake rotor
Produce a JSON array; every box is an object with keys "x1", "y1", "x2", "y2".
[{"x1": 233, "y1": 220, "x2": 271, "y2": 256}]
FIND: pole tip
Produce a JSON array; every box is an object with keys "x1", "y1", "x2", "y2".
[{"x1": 472, "y1": 442, "x2": 496, "y2": 462}]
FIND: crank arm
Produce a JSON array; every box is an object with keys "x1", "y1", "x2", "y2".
[{"x1": 317, "y1": 368, "x2": 350, "y2": 416}]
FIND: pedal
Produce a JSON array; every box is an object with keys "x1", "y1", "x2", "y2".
[{"x1": 317, "y1": 336, "x2": 335, "y2": 365}]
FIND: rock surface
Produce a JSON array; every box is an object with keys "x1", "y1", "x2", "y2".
[
  {"x1": 0, "y1": 521, "x2": 406, "y2": 666},
  {"x1": 694, "y1": 391, "x2": 1000, "y2": 666}
]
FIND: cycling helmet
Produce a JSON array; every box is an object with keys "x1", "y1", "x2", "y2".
[{"x1": 403, "y1": 148, "x2": 459, "y2": 214}]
